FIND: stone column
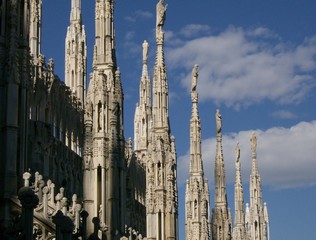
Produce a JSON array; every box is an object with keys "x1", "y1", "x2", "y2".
[
  {"x1": 18, "y1": 186, "x2": 39, "y2": 240},
  {"x1": 53, "y1": 210, "x2": 74, "y2": 240},
  {"x1": 80, "y1": 210, "x2": 89, "y2": 240}
]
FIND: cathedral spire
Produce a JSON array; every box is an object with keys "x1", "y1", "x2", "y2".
[
  {"x1": 70, "y1": 0, "x2": 81, "y2": 23},
  {"x1": 134, "y1": 40, "x2": 152, "y2": 157},
  {"x1": 83, "y1": 0, "x2": 125, "y2": 237},
  {"x1": 140, "y1": 40, "x2": 151, "y2": 107},
  {"x1": 65, "y1": 0, "x2": 86, "y2": 106},
  {"x1": 94, "y1": 0, "x2": 116, "y2": 67},
  {"x1": 185, "y1": 65, "x2": 210, "y2": 240},
  {"x1": 211, "y1": 109, "x2": 232, "y2": 240},
  {"x1": 233, "y1": 142, "x2": 246, "y2": 240},
  {"x1": 29, "y1": 0, "x2": 42, "y2": 57},
  {"x1": 152, "y1": 0, "x2": 169, "y2": 130},
  {"x1": 250, "y1": 132, "x2": 262, "y2": 207},
  {"x1": 245, "y1": 132, "x2": 270, "y2": 240},
  {"x1": 214, "y1": 109, "x2": 228, "y2": 206},
  {"x1": 189, "y1": 64, "x2": 203, "y2": 176},
  {"x1": 146, "y1": 1, "x2": 178, "y2": 239}
]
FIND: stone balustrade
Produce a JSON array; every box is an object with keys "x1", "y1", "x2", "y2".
[{"x1": 22, "y1": 171, "x2": 86, "y2": 240}]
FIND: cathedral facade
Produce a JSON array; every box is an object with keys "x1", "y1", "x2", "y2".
[{"x1": 0, "y1": 0, "x2": 269, "y2": 239}]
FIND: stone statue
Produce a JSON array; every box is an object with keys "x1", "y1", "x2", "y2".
[
  {"x1": 191, "y1": 64, "x2": 198, "y2": 92},
  {"x1": 85, "y1": 100, "x2": 92, "y2": 120},
  {"x1": 157, "y1": 163, "x2": 162, "y2": 185},
  {"x1": 216, "y1": 109, "x2": 222, "y2": 134},
  {"x1": 142, "y1": 40, "x2": 149, "y2": 64},
  {"x1": 235, "y1": 142, "x2": 240, "y2": 163},
  {"x1": 112, "y1": 101, "x2": 119, "y2": 116},
  {"x1": 156, "y1": 0, "x2": 167, "y2": 28},
  {"x1": 167, "y1": 156, "x2": 174, "y2": 175},
  {"x1": 250, "y1": 132, "x2": 257, "y2": 153},
  {"x1": 97, "y1": 102, "x2": 102, "y2": 131}
]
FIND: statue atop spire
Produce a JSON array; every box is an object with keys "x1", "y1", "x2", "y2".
[
  {"x1": 233, "y1": 141, "x2": 246, "y2": 240},
  {"x1": 212, "y1": 109, "x2": 232, "y2": 240},
  {"x1": 191, "y1": 64, "x2": 199, "y2": 106},
  {"x1": 235, "y1": 141, "x2": 240, "y2": 163},
  {"x1": 142, "y1": 40, "x2": 149, "y2": 64},
  {"x1": 156, "y1": 0, "x2": 168, "y2": 28},
  {"x1": 156, "y1": 0, "x2": 168, "y2": 44},
  {"x1": 191, "y1": 64, "x2": 198, "y2": 92},
  {"x1": 250, "y1": 131, "x2": 257, "y2": 157},
  {"x1": 186, "y1": 64, "x2": 210, "y2": 240},
  {"x1": 216, "y1": 109, "x2": 222, "y2": 134}
]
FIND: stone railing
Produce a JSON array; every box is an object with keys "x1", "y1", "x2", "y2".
[
  {"x1": 21, "y1": 171, "x2": 88, "y2": 240},
  {"x1": 8, "y1": 171, "x2": 147, "y2": 240}
]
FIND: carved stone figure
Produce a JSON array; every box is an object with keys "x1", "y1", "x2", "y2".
[
  {"x1": 142, "y1": 40, "x2": 149, "y2": 64},
  {"x1": 156, "y1": 0, "x2": 167, "y2": 28},
  {"x1": 250, "y1": 132, "x2": 257, "y2": 154},
  {"x1": 216, "y1": 109, "x2": 222, "y2": 134},
  {"x1": 157, "y1": 163, "x2": 162, "y2": 185},
  {"x1": 235, "y1": 142, "x2": 240, "y2": 163},
  {"x1": 192, "y1": 64, "x2": 199, "y2": 92}
]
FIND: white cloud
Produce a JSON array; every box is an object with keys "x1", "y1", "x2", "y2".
[
  {"x1": 246, "y1": 27, "x2": 280, "y2": 39},
  {"x1": 166, "y1": 26, "x2": 316, "y2": 108},
  {"x1": 178, "y1": 120, "x2": 316, "y2": 190}
]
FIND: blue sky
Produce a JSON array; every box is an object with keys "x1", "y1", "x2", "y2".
[{"x1": 42, "y1": 1, "x2": 316, "y2": 239}]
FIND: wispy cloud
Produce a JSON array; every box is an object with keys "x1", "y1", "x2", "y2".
[
  {"x1": 123, "y1": 31, "x2": 141, "y2": 57},
  {"x1": 271, "y1": 110, "x2": 297, "y2": 119},
  {"x1": 125, "y1": 9, "x2": 153, "y2": 22},
  {"x1": 178, "y1": 120, "x2": 316, "y2": 190},
  {"x1": 135, "y1": 10, "x2": 153, "y2": 19},
  {"x1": 180, "y1": 24, "x2": 211, "y2": 38},
  {"x1": 166, "y1": 26, "x2": 316, "y2": 108}
]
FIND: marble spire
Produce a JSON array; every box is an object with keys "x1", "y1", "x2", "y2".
[
  {"x1": 185, "y1": 64, "x2": 210, "y2": 240},
  {"x1": 232, "y1": 142, "x2": 246, "y2": 240},
  {"x1": 134, "y1": 40, "x2": 152, "y2": 163},
  {"x1": 93, "y1": 0, "x2": 116, "y2": 67},
  {"x1": 245, "y1": 132, "x2": 270, "y2": 240},
  {"x1": 152, "y1": 0, "x2": 169, "y2": 130},
  {"x1": 65, "y1": 0, "x2": 87, "y2": 105},
  {"x1": 146, "y1": 1, "x2": 178, "y2": 239},
  {"x1": 70, "y1": 0, "x2": 81, "y2": 23},
  {"x1": 29, "y1": 0, "x2": 42, "y2": 57},
  {"x1": 211, "y1": 109, "x2": 232, "y2": 240},
  {"x1": 83, "y1": 0, "x2": 125, "y2": 238}
]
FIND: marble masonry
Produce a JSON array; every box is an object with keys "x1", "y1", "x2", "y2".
[{"x1": 0, "y1": 0, "x2": 269, "y2": 239}]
